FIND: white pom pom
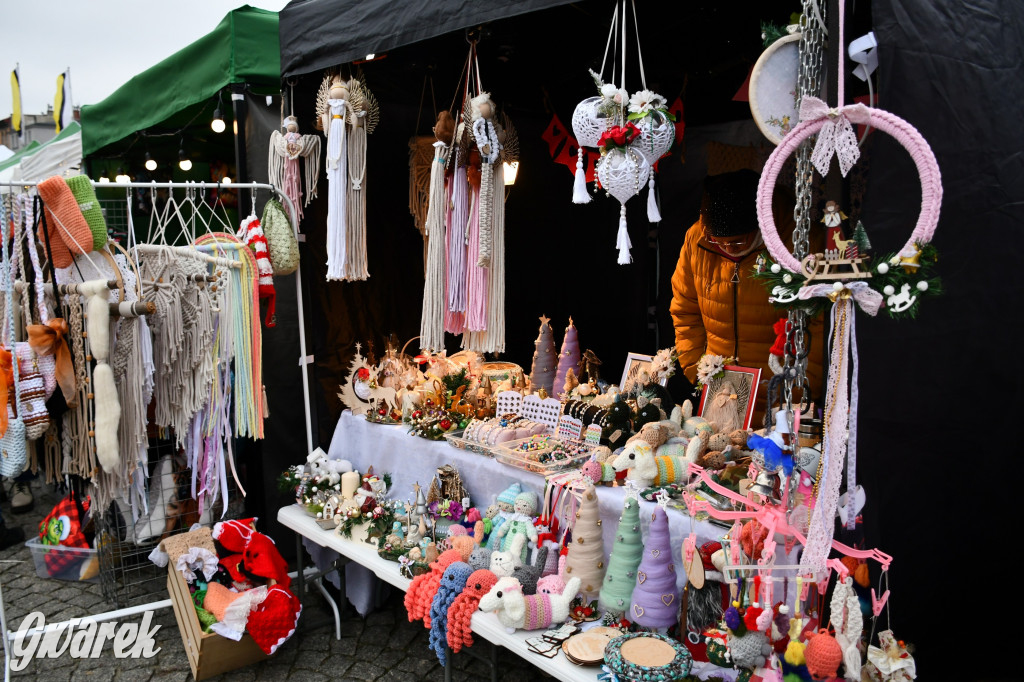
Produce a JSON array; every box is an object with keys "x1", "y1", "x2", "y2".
[
  {"x1": 877, "y1": 262, "x2": 889, "y2": 274},
  {"x1": 770, "y1": 263, "x2": 782, "y2": 274},
  {"x1": 779, "y1": 604, "x2": 790, "y2": 614},
  {"x1": 916, "y1": 280, "x2": 929, "y2": 291},
  {"x1": 883, "y1": 285, "x2": 895, "y2": 296},
  {"x1": 317, "y1": 512, "x2": 323, "y2": 518},
  {"x1": 782, "y1": 274, "x2": 792, "y2": 284},
  {"x1": 832, "y1": 281, "x2": 844, "y2": 291}
]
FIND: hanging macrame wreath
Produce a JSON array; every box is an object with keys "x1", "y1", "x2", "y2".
[{"x1": 754, "y1": 99, "x2": 942, "y2": 319}]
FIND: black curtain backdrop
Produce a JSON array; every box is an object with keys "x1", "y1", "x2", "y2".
[{"x1": 268, "y1": 1, "x2": 1022, "y2": 669}]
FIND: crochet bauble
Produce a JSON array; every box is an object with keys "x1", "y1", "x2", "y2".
[{"x1": 804, "y1": 628, "x2": 843, "y2": 680}]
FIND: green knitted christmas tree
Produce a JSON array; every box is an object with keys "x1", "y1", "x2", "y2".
[{"x1": 598, "y1": 495, "x2": 643, "y2": 615}]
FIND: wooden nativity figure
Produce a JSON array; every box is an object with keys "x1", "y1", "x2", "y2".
[
  {"x1": 317, "y1": 72, "x2": 379, "y2": 281},
  {"x1": 268, "y1": 115, "x2": 321, "y2": 224}
]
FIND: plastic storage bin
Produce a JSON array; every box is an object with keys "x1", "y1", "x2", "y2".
[{"x1": 25, "y1": 537, "x2": 100, "y2": 583}]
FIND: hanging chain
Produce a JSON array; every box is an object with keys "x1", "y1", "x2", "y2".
[{"x1": 784, "y1": 0, "x2": 827, "y2": 414}]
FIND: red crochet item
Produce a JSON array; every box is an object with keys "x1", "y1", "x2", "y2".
[
  {"x1": 405, "y1": 549, "x2": 463, "y2": 628},
  {"x1": 446, "y1": 569, "x2": 498, "y2": 653},
  {"x1": 804, "y1": 629, "x2": 843, "y2": 680},
  {"x1": 214, "y1": 518, "x2": 290, "y2": 589},
  {"x1": 37, "y1": 176, "x2": 94, "y2": 268},
  {"x1": 740, "y1": 520, "x2": 767, "y2": 561},
  {"x1": 769, "y1": 317, "x2": 788, "y2": 357},
  {"x1": 247, "y1": 585, "x2": 301, "y2": 655},
  {"x1": 238, "y1": 216, "x2": 276, "y2": 327}
]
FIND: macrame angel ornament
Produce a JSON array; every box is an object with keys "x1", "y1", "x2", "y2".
[
  {"x1": 318, "y1": 73, "x2": 379, "y2": 281},
  {"x1": 268, "y1": 115, "x2": 321, "y2": 224}
]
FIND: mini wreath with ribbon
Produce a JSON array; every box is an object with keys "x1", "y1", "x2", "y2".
[{"x1": 754, "y1": 95, "x2": 943, "y2": 319}]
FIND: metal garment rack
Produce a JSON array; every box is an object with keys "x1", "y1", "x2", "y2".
[{"x1": 0, "y1": 180, "x2": 321, "y2": 681}]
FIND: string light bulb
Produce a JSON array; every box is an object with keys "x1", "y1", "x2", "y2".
[
  {"x1": 178, "y1": 147, "x2": 192, "y2": 172},
  {"x1": 503, "y1": 161, "x2": 519, "y2": 186},
  {"x1": 211, "y1": 107, "x2": 226, "y2": 133},
  {"x1": 222, "y1": 176, "x2": 232, "y2": 185},
  {"x1": 98, "y1": 170, "x2": 110, "y2": 183},
  {"x1": 144, "y1": 152, "x2": 157, "y2": 171},
  {"x1": 115, "y1": 167, "x2": 130, "y2": 183}
]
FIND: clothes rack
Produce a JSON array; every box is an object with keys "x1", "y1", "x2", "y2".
[{"x1": 0, "y1": 180, "x2": 321, "y2": 682}]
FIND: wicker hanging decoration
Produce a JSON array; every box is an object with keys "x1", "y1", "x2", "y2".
[{"x1": 597, "y1": 146, "x2": 650, "y2": 265}]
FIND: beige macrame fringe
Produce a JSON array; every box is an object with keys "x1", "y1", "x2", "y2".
[
  {"x1": 463, "y1": 163, "x2": 506, "y2": 353},
  {"x1": 345, "y1": 124, "x2": 370, "y2": 280},
  {"x1": 419, "y1": 142, "x2": 450, "y2": 353}
]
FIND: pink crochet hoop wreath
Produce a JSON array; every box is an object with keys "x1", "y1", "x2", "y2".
[{"x1": 756, "y1": 107, "x2": 943, "y2": 274}]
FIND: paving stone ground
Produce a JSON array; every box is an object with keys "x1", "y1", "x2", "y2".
[{"x1": 0, "y1": 480, "x2": 549, "y2": 681}]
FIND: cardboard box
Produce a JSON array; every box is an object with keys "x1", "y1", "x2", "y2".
[{"x1": 167, "y1": 568, "x2": 269, "y2": 680}]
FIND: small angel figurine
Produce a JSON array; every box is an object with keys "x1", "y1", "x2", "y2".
[{"x1": 268, "y1": 115, "x2": 321, "y2": 223}]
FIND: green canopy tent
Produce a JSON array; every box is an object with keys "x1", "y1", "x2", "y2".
[{"x1": 80, "y1": 5, "x2": 280, "y2": 181}]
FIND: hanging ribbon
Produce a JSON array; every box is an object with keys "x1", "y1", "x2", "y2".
[
  {"x1": 796, "y1": 282, "x2": 880, "y2": 572},
  {"x1": 27, "y1": 319, "x2": 78, "y2": 408},
  {"x1": 848, "y1": 32, "x2": 878, "y2": 82},
  {"x1": 0, "y1": 348, "x2": 11, "y2": 436},
  {"x1": 798, "y1": 96, "x2": 871, "y2": 177}
]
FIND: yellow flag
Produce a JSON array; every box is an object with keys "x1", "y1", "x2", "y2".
[
  {"x1": 54, "y1": 72, "x2": 66, "y2": 133},
  {"x1": 10, "y1": 67, "x2": 21, "y2": 134}
]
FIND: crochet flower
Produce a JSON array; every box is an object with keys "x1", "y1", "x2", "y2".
[
  {"x1": 600, "y1": 83, "x2": 629, "y2": 105},
  {"x1": 695, "y1": 354, "x2": 731, "y2": 386},
  {"x1": 628, "y1": 89, "x2": 667, "y2": 115},
  {"x1": 428, "y1": 499, "x2": 464, "y2": 521},
  {"x1": 597, "y1": 123, "x2": 641, "y2": 151}
]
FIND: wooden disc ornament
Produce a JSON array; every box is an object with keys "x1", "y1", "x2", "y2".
[
  {"x1": 749, "y1": 33, "x2": 803, "y2": 145},
  {"x1": 562, "y1": 628, "x2": 620, "y2": 666},
  {"x1": 682, "y1": 537, "x2": 705, "y2": 589},
  {"x1": 603, "y1": 632, "x2": 692, "y2": 681}
]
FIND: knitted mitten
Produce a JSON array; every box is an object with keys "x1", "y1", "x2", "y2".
[
  {"x1": 237, "y1": 215, "x2": 276, "y2": 326},
  {"x1": 37, "y1": 176, "x2": 94, "y2": 267},
  {"x1": 66, "y1": 175, "x2": 108, "y2": 250}
]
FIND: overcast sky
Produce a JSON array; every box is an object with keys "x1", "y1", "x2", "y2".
[{"x1": 0, "y1": 0, "x2": 290, "y2": 117}]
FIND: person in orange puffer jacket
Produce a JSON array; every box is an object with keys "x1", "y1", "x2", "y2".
[{"x1": 670, "y1": 170, "x2": 822, "y2": 425}]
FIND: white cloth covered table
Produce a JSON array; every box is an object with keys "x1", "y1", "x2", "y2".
[{"x1": 314, "y1": 410, "x2": 731, "y2": 616}]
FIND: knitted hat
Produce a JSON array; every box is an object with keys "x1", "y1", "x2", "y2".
[
  {"x1": 246, "y1": 585, "x2": 302, "y2": 655},
  {"x1": 496, "y1": 483, "x2": 521, "y2": 509},
  {"x1": 36, "y1": 176, "x2": 94, "y2": 268},
  {"x1": 242, "y1": 532, "x2": 291, "y2": 589},
  {"x1": 66, "y1": 175, "x2": 108, "y2": 250},
  {"x1": 513, "y1": 491, "x2": 538, "y2": 516},
  {"x1": 700, "y1": 169, "x2": 760, "y2": 238},
  {"x1": 699, "y1": 541, "x2": 724, "y2": 581},
  {"x1": 203, "y1": 582, "x2": 244, "y2": 621}
]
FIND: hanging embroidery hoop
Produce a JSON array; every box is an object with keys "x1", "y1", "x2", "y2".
[
  {"x1": 756, "y1": 106, "x2": 942, "y2": 274},
  {"x1": 749, "y1": 32, "x2": 803, "y2": 145}
]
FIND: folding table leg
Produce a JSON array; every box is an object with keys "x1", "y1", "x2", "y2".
[{"x1": 295, "y1": 533, "x2": 306, "y2": 597}]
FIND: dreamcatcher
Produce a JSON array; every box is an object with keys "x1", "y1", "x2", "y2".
[
  {"x1": 316, "y1": 69, "x2": 380, "y2": 281},
  {"x1": 570, "y1": 0, "x2": 674, "y2": 264}
]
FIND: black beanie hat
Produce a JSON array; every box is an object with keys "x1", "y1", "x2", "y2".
[{"x1": 700, "y1": 169, "x2": 761, "y2": 238}]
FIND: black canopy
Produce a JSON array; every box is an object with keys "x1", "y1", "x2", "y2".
[{"x1": 280, "y1": 0, "x2": 578, "y2": 76}]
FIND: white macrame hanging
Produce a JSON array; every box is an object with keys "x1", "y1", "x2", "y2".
[{"x1": 597, "y1": 147, "x2": 650, "y2": 264}]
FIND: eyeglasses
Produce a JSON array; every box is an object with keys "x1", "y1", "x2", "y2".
[{"x1": 703, "y1": 229, "x2": 754, "y2": 251}]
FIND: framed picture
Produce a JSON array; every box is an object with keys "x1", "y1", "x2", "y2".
[
  {"x1": 620, "y1": 352, "x2": 667, "y2": 393},
  {"x1": 697, "y1": 365, "x2": 762, "y2": 430}
]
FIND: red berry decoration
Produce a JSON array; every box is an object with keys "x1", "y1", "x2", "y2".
[
  {"x1": 413, "y1": 410, "x2": 423, "y2": 419},
  {"x1": 378, "y1": 408, "x2": 387, "y2": 416},
  {"x1": 440, "y1": 419, "x2": 452, "y2": 430},
  {"x1": 357, "y1": 367, "x2": 370, "y2": 381}
]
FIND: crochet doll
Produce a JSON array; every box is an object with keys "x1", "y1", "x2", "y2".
[
  {"x1": 492, "y1": 491, "x2": 538, "y2": 562},
  {"x1": 405, "y1": 549, "x2": 463, "y2": 627},
  {"x1": 446, "y1": 569, "x2": 498, "y2": 654},
  {"x1": 428, "y1": 561, "x2": 473, "y2": 665},
  {"x1": 485, "y1": 483, "x2": 521, "y2": 549}
]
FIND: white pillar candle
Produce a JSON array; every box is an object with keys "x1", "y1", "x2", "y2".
[{"x1": 341, "y1": 471, "x2": 361, "y2": 500}]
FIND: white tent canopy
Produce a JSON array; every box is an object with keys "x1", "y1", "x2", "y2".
[{"x1": 0, "y1": 122, "x2": 82, "y2": 185}]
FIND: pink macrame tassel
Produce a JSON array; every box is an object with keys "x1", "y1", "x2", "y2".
[
  {"x1": 465, "y1": 186, "x2": 488, "y2": 331},
  {"x1": 572, "y1": 148, "x2": 591, "y2": 204}
]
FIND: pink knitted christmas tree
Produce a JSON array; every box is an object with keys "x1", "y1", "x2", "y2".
[
  {"x1": 529, "y1": 314, "x2": 558, "y2": 394},
  {"x1": 552, "y1": 317, "x2": 582, "y2": 400},
  {"x1": 628, "y1": 506, "x2": 680, "y2": 630}
]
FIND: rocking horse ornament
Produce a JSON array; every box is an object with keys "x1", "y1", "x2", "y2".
[
  {"x1": 268, "y1": 115, "x2": 321, "y2": 224},
  {"x1": 317, "y1": 71, "x2": 379, "y2": 281}
]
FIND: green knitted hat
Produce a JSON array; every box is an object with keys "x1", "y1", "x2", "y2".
[{"x1": 66, "y1": 175, "x2": 108, "y2": 250}]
